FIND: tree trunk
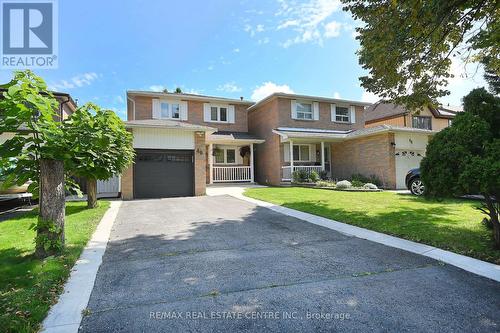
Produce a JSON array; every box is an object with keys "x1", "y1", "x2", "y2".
[
  {"x1": 87, "y1": 177, "x2": 98, "y2": 208},
  {"x1": 35, "y1": 159, "x2": 65, "y2": 258},
  {"x1": 484, "y1": 194, "x2": 500, "y2": 249}
]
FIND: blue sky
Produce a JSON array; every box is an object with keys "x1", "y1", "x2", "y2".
[{"x1": 0, "y1": 0, "x2": 487, "y2": 119}]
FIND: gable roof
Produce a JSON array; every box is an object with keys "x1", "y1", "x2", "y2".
[
  {"x1": 127, "y1": 90, "x2": 254, "y2": 105},
  {"x1": 365, "y1": 101, "x2": 463, "y2": 123},
  {"x1": 247, "y1": 92, "x2": 372, "y2": 112}
]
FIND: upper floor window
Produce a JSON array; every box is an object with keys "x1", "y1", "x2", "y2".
[
  {"x1": 334, "y1": 106, "x2": 350, "y2": 123},
  {"x1": 296, "y1": 102, "x2": 313, "y2": 120},
  {"x1": 211, "y1": 106, "x2": 228, "y2": 122},
  {"x1": 204, "y1": 103, "x2": 235, "y2": 123},
  {"x1": 153, "y1": 99, "x2": 186, "y2": 120},
  {"x1": 160, "y1": 102, "x2": 180, "y2": 119},
  {"x1": 412, "y1": 116, "x2": 432, "y2": 130}
]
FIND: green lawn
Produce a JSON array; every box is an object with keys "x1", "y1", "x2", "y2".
[
  {"x1": 245, "y1": 187, "x2": 499, "y2": 264},
  {"x1": 0, "y1": 201, "x2": 110, "y2": 333}
]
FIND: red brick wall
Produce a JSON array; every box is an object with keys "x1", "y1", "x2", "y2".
[
  {"x1": 128, "y1": 95, "x2": 250, "y2": 132},
  {"x1": 330, "y1": 133, "x2": 396, "y2": 188},
  {"x1": 194, "y1": 132, "x2": 206, "y2": 196},
  {"x1": 248, "y1": 98, "x2": 281, "y2": 185}
]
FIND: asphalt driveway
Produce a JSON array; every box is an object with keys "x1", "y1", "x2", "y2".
[{"x1": 79, "y1": 195, "x2": 500, "y2": 332}]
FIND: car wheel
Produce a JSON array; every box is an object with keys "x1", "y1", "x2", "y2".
[{"x1": 410, "y1": 178, "x2": 425, "y2": 196}]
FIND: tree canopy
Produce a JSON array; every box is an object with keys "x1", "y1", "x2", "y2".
[
  {"x1": 342, "y1": 0, "x2": 499, "y2": 108},
  {"x1": 63, "y1": 102, "x2": 134, "y2": 207},
  {"x1": 0, "y1": 70, "x2": 66, "y2": 195}
]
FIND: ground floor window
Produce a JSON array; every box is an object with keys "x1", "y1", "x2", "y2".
[
  {"x1": 214, "y1": 148, "x2": 236, "y2": 164},
  {"x1": 292, "y1": 144, "x2": 310, "y2": 161}
]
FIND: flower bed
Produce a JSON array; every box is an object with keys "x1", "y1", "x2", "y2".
[{"x1": 290, "y1": 179, "x2": 383, "y2": 192}]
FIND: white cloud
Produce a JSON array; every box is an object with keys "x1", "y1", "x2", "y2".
[
  {"x1": 258, "y1": 37, "x2": 270, "y2": 44},
  {"x1": 324, "y1": 21, "x2": 342, "y2": 38},
  {"x1": 251, "y1": 82, "x2": 294, "y2": 101},
  {"x1": 217, "y1": 82, "x2": 242, "y2": 93},
  {"x1": 333, "y1": 91, "x2": 341, "y2": 99},
  {"x1": 207, "y1": 65, "x2": 214, "y2": 71},
  {"x1": 149, "y1": 85, "x2": 167, "y2": 92},
  {"x1": 277, "y1": 0, "x2": 342, "y2": 47},
  {"x1": 244, "y1": 24, "x2": 265, "y2": 37},
  {"x1": 361, "y1": 90, "x2": 380, "y2": 103},
  {"x1": 233, "y1": 48, "x2": 240, "y2": 53},
  {"x1": 48, "y1": 72, "x2": 99, "y2": 91}
]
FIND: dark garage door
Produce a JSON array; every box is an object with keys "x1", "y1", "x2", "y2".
[{"x1": 134, "y1": 149, "x2": 194, "y2": 199}]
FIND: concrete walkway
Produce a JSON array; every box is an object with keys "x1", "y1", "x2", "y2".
[{"x1": 79, "y1": 195, "x2": 500, "y2": 332}]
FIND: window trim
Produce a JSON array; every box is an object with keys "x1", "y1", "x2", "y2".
[
  {"x1": 333, "y1": 105, "x2": 350, "y2": 123},
  {"x1": 214, "y1": 148, "x2": 237, "y2": 164},
  {"x1": 292, "y1": 144, "x2": 311, "y2": 162},
  {"x1": 159, "y1": 99, "x2": 181, "y2": 120},
  {"x1": 412, "y1": 115, "x2": 432, "y2": 130},
  {"x1": 295, "y1": 101, "x2": 314, "y2": 121},
  {"x1": 208, "y1": 104, "x2": 230, "y2": 123}
]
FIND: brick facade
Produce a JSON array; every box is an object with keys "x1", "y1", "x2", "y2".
[
  {"x1": 248, "y1": 98, "x2": 281, "y2": 185},
  {"x1": 121, "y1": 164, "x2": 134, "y2": 200},
  {"x1": 194, "y1": 131, "x2": 206, "y2": 196},
  {"x1": 330, "y1": 132, "x2": 396, "y2": 188},
  {"x1": 130, "y1": 95, "x2": 250, "y2": 132}
]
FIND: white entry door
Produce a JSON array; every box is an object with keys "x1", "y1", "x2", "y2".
[{"x1": 395, "y1": 150, "x2": 425, "y2": 189}]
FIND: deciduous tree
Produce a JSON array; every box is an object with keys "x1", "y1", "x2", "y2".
[{"x1": 342, "y1": 0, "x2": 499, "y2": 108}]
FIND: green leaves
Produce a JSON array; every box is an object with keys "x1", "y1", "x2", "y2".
[
  {"x1": 62, "y1": 102, "x2": 134, "y2": 181},
  {"x1": 341, "y1": 0, "x2": 499, "y2": 108},
  {"x1": 421, "y1": 88, "x2": 499, "y2": 198}
]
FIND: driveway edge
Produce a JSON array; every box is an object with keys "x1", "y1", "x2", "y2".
[
  {"x1": 234, "y1": 193, "x2": 500, "y2": 283},
  {"x1": 41, "y1": 201, "x2": 122, "y2": 333}
]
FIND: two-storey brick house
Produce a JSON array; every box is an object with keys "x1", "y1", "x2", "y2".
[{"x1": 121, "y1": 91, "x2": 263, "y2": 199}]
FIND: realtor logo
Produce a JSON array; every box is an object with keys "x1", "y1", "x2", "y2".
[{"x1": 1, "y1": 0, "x2": 58, "y2": 68}]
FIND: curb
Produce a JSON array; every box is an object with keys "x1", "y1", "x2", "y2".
[
  {"x1": 233, "y1": 193, "x2": 500, "y2": 283},
  {"x1": 41, "y1": 201, "x2": 122, "y2": 333}
]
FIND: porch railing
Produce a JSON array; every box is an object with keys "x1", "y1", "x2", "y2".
[
  {"x1": 213, "y1": 166, "x2": 252, "y2": 182},
  {"x1": 282, "y1": 166, "x2": 323, "y2": 181}
]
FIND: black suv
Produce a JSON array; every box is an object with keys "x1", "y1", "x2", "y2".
[{"x1": 405, "y1": 168, "x2": 425, "y2": 196}]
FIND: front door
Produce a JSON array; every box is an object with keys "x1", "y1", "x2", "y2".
[{"x1": 324, "y1": 145, "x2": 331, "y2": 176}]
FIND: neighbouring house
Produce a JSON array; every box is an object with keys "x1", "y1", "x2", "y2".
[
  {"x1": 121, "y1": 90, "x2": 463, "y2": 199},
  {"x1": 362, "y1": 101, "x2": 463, "y2": 188},
  {"x1": 121, "y1": 91, "x2": 264, "y2": 199},
  {"x1": 364, "y1": 101, "x2": 462, "y2": 131}
]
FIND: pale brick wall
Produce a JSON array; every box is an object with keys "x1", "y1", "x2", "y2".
[
  {"x1": 121, "y1": 164, "x2": 134, "y2": 200},
  {"x1": 331, "y1": 132, "x2": 396, "y2": 189},
  {"x1": 194, "y1": 132, "x2": 206, "y2": 196}
]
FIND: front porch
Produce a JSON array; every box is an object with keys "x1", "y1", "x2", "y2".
[
  {"x1": 281, "y1": 141, "x2": 330, "y2": 181},
  {"x1": 272, "y1": 128, "x2": 348, "y2": 182},
  {"x1": 206, "y1": 131, "x2": 264, "y2": 184}
]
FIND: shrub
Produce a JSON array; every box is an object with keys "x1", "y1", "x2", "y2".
[
  {"x1": 351, "y1": 173, "x2": 382, "y2": 187},
  {"x1": 351, "y1": 180, "x2": 364, "y2": 188},
  {"x1": 292, "y1": 169, "x2": 309, "y2": 183},
  {"x1": 363, "y1": 183, "x2": 378, "y2": 190},
  {"x1": 336, "y1": 180, "x2": 352, "y2": 189},
  {"x1": 318, "y1": 170, "x2": 328, "y2": 180},
  {"x1": 309, "y1": 170, "x2": 320, "y2": 182}
]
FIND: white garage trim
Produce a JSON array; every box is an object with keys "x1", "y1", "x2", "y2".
[{"x1": 132, "y1": 128, "x2": 195, "y2": 150}]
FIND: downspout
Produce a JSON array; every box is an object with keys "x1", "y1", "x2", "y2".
[
  {"x1": 59, "y1": 96, "x2": 71, "y2": 120},
  {"x1": 127, "y1": 96, "x2": 136, "y2": 120}
]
